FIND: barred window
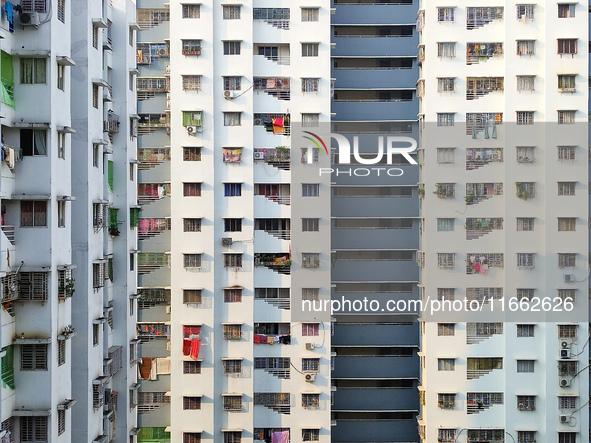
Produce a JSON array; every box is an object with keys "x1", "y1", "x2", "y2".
[
  {"x1": 558, "y1": 396, "x2": 576, "y2": 409},
  {"x1": 439, "y1": 429, "x2": 457, "y2": 442},
  {"x1": 184, "y1": 433, "x2": 201, "y2": 443},
  {"x1": 302, "y1": 113, "x2": 320, "y2": 127},
  {"x1": 437, "y1": 78, "x2": 455, "y2": 92},
  {"x1": 438, "y1": 7, "x2": 455, "y2": 22},
  {"x1": 437, "y1": 113, "x2": 454, "y2": 126},
  {"x1": 183, "y1": 360, "x2": 201, "y2": 374},
  {"x1": 302, "y1": 218, "x2": 319, "y2": 232},
  {"x1": 516, "y1": 75, "x2": 535, "y2": 91},
  {"x1": 302, "y1": 323, "x2": 319, "y2": 336},
  {"x1": 223, "y1": 5, "x2": 241, "y2": 19},
  {"x1": 301, "y1": 8, "x2": 319, "y2": 22},
  {"x1": 21, "y1": 344, "x2": 47, "y2": 370},
  {"x1": 302, "y1": 288, "x2": 319, "y2": 301},
  {"x1": 183, "y1": 289, "x2": 202, "y2": 305},
  {"x1": 223, "y1": 324, "x2": 242, "y2": 340},
  {"x1": 58, "y1": 340, "x2": 66, "y2": 366},
  {"x1": 438, "y1": 358, "x2": 455, "y2": 370},
  {"x1": 517, "y1": 324, "x2": 535, "y2": 337},
  {"x1": 437, "y1": 42, "x2": 456, "y2": 58},
  {"x1": 182, "y1": 75, "x2": 201, "y2": 91},
  {"x1": 516, "y1": 288, "x2": 535, "y2": 301},
  {"x1": 223, "y1": 41, "x2": 241, "y2": 55},
  {"x1": 558, "y1": 325, "x2": 577, "y2": 339},
  {"x1": 182, "y1": 4, "x2": 200, "y2": 18},
  {"x1": 92, "y1": 262, "x2": 106, "y2": 289},
  {"x1": 302, "y1": 184, "x2": 319, "y2": 197},
  {"x1": 516, "y1": 4, "x2": 534, "y2": 20},
  {"x1": 302, "y1": 253, "x2": 320, "y2": 268},
  {"x1": 183, "y1": 182, "x2": 202, "y2": 197},
  {"x1": 302, "y1": 429, "x2": 320, "y2": 441},
  {"x1": 558, "y1": 289, "x2": 576, "y2": 301},
  {"x1": 183, "y1": 396, "x2": 202, "y2": 409},
  {"x1": 558, "y1": 182, "x2": 575, "y2": 196},
  {"x1": 516, "y1": 111, "x2": 534, "y2": 125},
  {"x1": 223, "y1": 76, "x2": 241, "y2": 91},
  {"x1": 302, "y1": 78, "x2": 319, "y2": 93},
  {"x1": 21, "y1": 0, "x2": 46, "y2": 13},
  {"x1": 57, "y1": 0, "x2": 65, "y2": 23},
  {"x1": 224, "y1": 431, "x2": 242, "y2": 443},
  {"x1": 517, "y1": 359, "x2": 535, "y2": 373},
  {"x1": 558, "y1": 217, "x2": 576, "y2": 231},
  {"x1": 437, "y1": 218, "x2": 454, "y2": 231},
  {"x1": 181, "y1": 40, "x2": 201, "y2": 55},
  {"x1": 558, "y1": 146, "x2": 576, "y2": 160},
  {"x1": 302, "y1": 358, "x2": 320, "y2": 372},
  {"x1": 224, "y1": 112, "x2": 241, "y2": 126},
  {"x1": 437, "y1": 288, "x2": 455, "y2": 301},
  {"x1": 223, "y1": 395, "x2": 242, "y2": 411},
  {"x1": 558, "y1": 75, "x2": 576, "y2": 91},
  {"x1": 437, "y1": 253, "x2": 455, "y2": 268},
  {"x1": 517, "y1": 253, "x2": 535, "y2": 268},
  {"x1": 223, "y1": 359, "x2": 242, "y2": 374},
  {"x1": 224, "y1": 218, "x2": 242, "y2": 232},
  {"x1": 224, "y1": 254, "x2": 243, "y2": 268},
  {"x1": 224, "y1": 288, "x2": 242, "y2": 303},
  {"x1": 558, "y1": 253, "x2": 576, "y2": 268},
  {"x1": 302, "y1": 393, "x2": 320, "y2": 409},
  {"x1": 57, "y1": 409, "x2": 65, "y2": 435},
  {"x1": 183, "y1": 147, "x2": 201, "y2": 161},
  {"x1": 437, "y1": 147, "x2": 455, "y2": 163},
  {"x1": 302, "y1": 43, "x2": 319, "y2": 57},
  {"x1": 516, "y1": 182, "x2": 535, "y2": 198},
  {"x1": 558, "y1": 110, "x2": 576, "y2": 124},
  {"x1": 518, "y1": 431, "x2": 536, "y2": 443},
  {"x1": 183, "y1": 218, "x2": 202, "y2": 232},
  {"x1": 184, "y1": 254, "x2": 202, "y2": 268},
  {"x1": 437, "y1": 323, "x2": 455, "y2": 336},
  {"x1": 20, "y1": 416, "x2": 47, "y2": 442},
  {"x1": 558, "y1": 4, "x2": 576, "y2": 18}
]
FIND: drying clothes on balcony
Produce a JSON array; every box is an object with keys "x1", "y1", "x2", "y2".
[
  {"x1": 271, "y1": 431, "x2": 290, "y2": 443},
  {"x1": 156, "y1": 356, "x2": 171, "y2": 375},
  {"x1": 266, "y1": 78, "x2": 276, "y2": 89},
  {"x1": 272, "y1": 118, "x2": 284, "y2": 128},
  {"x1": 253, "y1": 334, "x2": 262, "y2": 343},
  {"x1": 267, "y1": 336, "x2": 274, "y2": 344},
  {"x1": 138, "y1": 219, "x2": 150, "y2": 234},
  {"x1": 278, "y1": 335, "x2": 291, "y2": 344},
  {"x1": 480, "y1": 263, "x2": 489, "y2": 275},
  {"x1": 138, "y1": 357, "x2": 154, "y2": 380},
  {"x1": 183, "y1": 339, "x2": 191, "y2": 355},
  {"x1": 189, "y1": 339, "x2": 200, "y2": 360},
  {"x1": 4, "y1": 2, "x2": 13, "y2": 33}
]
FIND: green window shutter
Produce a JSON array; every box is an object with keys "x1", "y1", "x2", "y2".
[
  {"x1": 130, "y1": 208, "x2": 140, "y2": 228},
  {"x1": 109, "y1": 208, "x2": 118, "y2": 230},
  {"x1": 182, "y1": 111, "x2": 202, "y2": 126},
  {"x1": 108, "y1": 257, "x2": 113, "y2": 282},
  {"x1": 107, "y1": 160, "x2": 114, "y2": 191},
  {"x1": 1, "y1": 51, "x2": 14, "y2": 109},
  {"x1": 1, "y1": 345, "x2": 15, "y2": 390}
]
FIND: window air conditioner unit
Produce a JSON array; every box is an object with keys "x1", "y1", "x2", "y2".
[
  {"x1": 224, "y1": 90, "x2": 237, "y2": 99},
  {"x1": 560, "y1": 378, "x2": 571, "y2": 387},
  {"x1": 187, "y1": 126, "x2": 198, "y2": 135},
  {"x1": 304, "y1": 373, "x2": 316, "y2": 382},
  {"x1": 564, "y1": 274, "x2": 575, "y2": 282},
  {"x1": 254, "y1": 152, "x2": 265, "y2": 160},
  {"x1": 559, "y1": 414, "x2": 571, "y2": 423},
  {"x1": 222, "y1": 238, "x2": 233, "y2": 247},
  {"x1": 20, "y1": 11, "x2": 40, "y2": 27}
]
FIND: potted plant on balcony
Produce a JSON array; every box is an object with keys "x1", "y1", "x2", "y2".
[
  {"x1": 515, "y1": 182, "x2": 530, "y2": 200},
  {"x1": 464, "y1": 194, "x2": 476, "y2": 204}
]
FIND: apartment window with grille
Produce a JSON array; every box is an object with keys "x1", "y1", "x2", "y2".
[
  {"x1": 517, "y1": 40, "x2": 535, "y2": 56},
  {"x1": 438, "y1": 429, "x2": 456, "y2": 442},
  {"x1": 517, "y1": 359, "x2": 535, "y2": 373},
  {"x1": 302, "y1": 358, "x2": 320, "y2": 372},
  {"x1": 302, "y1": 8, "x2": 319, "y2": 21},
  {"x1": 223, "y1": 41, "x2": 241, "y2": 55},
  {"x1": 517, "y1": 253, "x2": 535, "y2": 268},
  {"x1": 438, "y1": 358, "x2": 455, "y2": 371},
  {"x1": 182, "y1": 4, "x2": 200, "y2": 18},
  {"x1": 558, "y1": 75, "x2": 576, "y2": 91},
  {"x1": 558, "y1": 3, "x2": 576, "y2": 18},
  {"x1": 224, "y1": 288, "x2": 242, "y2": 303},
  {"x1": 182, "y1": 75, "x2": 201, "y2": 91},
  {"x1": 436, "y1": 147, "x2": 455, "y2": 163},
  {"x1": 302, "y1": 113, "x2": 320, "y2": 127},
  {"x1": 56, "y1": 200, "x2": 66, "y2": 228},
  {"x1": 302, "y1": 393, "x2": 320, "y2": 409},
  {"x1": 183, "y1": 396, "x2": 202, "y2": 410},
  {"x1": 58, "y1": 339, "x2": 66, "y2": 366},
  {"x1": 516, "y1": 75, "x2": 535, "y2": 92},
  {"x1": 57, "y1": 409, "x2": 65, "y2": 435},
  {"x1": 437, "y1": 42, "x2": 456, "y2": 58},
  {"x1": 302, "y1": 43, "x2": 319, "y2": 57},
  {"x1": 558, "y1": 396, "x2": 577, "y2": 409},
  {"x1": 559, "y1": 324, "x2": 577, "y2": 339},
  {"x1": 558, "y1": 182, "x2": 576, "y2": 196},
  {"x1": 517, "y1": 395, "x2": 535, "y2": 411},
  {"x1": 302, "y1": 429, "x2": 320, "y2": 441},
  {"x1": 558, "y1": 110, "x2": 576, "y2": 124},
  {"x1": 517, "y1": 324, "x2": 535, "y2": 337},
  {"x1": 302, "y1": 78, "x2": 320, "y2": 93},
  {"x1": 517, "y1": 288, "x2": 535, "y2": 300},
  {"x1": 223, "y1": 5, "x2": 241, "y2": 19},
  {"x1": 558, "y1": 39, "x2": 578, "y2": 55},
  {"x1": 438, "y1": 393, "x2": 456, "y2": 408},
  {"x1": 184, "y1": 254, "x2": 202, "y2": 268},
  {"x1": 92, "y1": 323, "x2": 100, "y2": 346},
  {"x1": 302, "y1": 184, "x2": 319, "y2": 197},
  {"x1": 21, "y1": 344, "x2": 47, "y2": 370},
  {"x1": 437, "y1": 219, "x2": 454, "y2": 232},
  {"x1": 301, "y1": 147, "x2": 320, "y2": 163},
  {"x1": 183, "y1": 218, "x2": 202, "y2": 232},
  {"x1": 223, "y1": 359, "x2": 242, "y2": 374},
  {"x1": 92, "y1": 203, "x2": 106, "y2": 229},
  {"x1": 302, "y1": 253, "x2": 320, "y2": 268},
  {"x1": 183, "y1": 147, "x2": 201, "y2": 161},
  {"x1": 438, "y1": 7, "x2": 455, "y2": 21},
  {"x1": 20, "y1": 416, "x2": 48, "y2": 442},
  {"x1": 558, "y1": 253, "x2": 576, "y2": 268},
  {"x1": 223, "y1": 395, "x2": 242, "y2": 411},
  {"x1": 92, "y1": 25, "x2": 99, "y2": 49},
  {"x1": 438, "y1": 323, "x2": 455, "y2": 336},
  {"x1": 224, "y1": 431, "x2": 242, "y2": 443},
  {"x1": 184, "y1": 433, "x2": 201, "y2": 443},
  {"x1": 558, "y1": 289, "x2": 576, "y2": 301},
  {"x1": 437, "y1": 113, "x2": 454, "y2": 126},
  {"x1": 437, "y1": 288, "x2": 455, "y2": 300},
  {"x1": 183, "y1": 289, "x2": 202, "y2": 305},
  {"x1": 302, "y1": 323, "x2": 319, "y2": 336},
  {"x1": 183, "y1": 182, "x2": 202, "y2": 196},
  {"x1": 224, "y1": 218, "x2": 242, "y2": 232},
  {"x1": 223, "y1": 76, "x2": 241, "y2": 91},
  {"x1": 22, "y1": 0, "x2": 47, "y2": 12},
  {"x1": 516, "y1": 4, "x2": 534, "y2": 20},
  {"x1": 558, "y1": 145, "x2": 576, "y2": 160},
  {"x1": 57, "y1": 63, "x2": 65, "y2": 92},
  {"x1": 558, "y1": 217, "x2": 576, "y2": 231},
  {"x1": 437, "y1": 253, "x2": 455, "y2": 268},
  {"x1": 516, "y1": 111, "x2": 534, "y2": 125},
  {"x1": 183, "y1": 360, "x2": 202, "y2": 374},
  {"x1": 517, "y1": 431, "x2": 536, "y2": 443},
  {"x1": 224, "y1": 254, "x2": 243, "y2": 268},
  {"x1": 223, "y1": 183, "x2": 241, "y2": 197},
  {"x1": 182, "y1": 40, "x2": 201, "y2": 55},
  {"x1": 224, "y1": 112, "x2": 241, "y2": 126},
  {"x1": 437, "y1": 78, "x2": 455, "y2": 92},
  {"x1": 302, "y1": 218, "x2": 319, "y2": 232},
  {"x1": 91, "y1": 84, "x2": 100, "y2": 108},
  {"x1": 302, "y1": 288, "x2": 319, "y2": 301}
]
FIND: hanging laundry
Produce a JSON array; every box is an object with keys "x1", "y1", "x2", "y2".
[
  {"x1": 149, "y1": 360, "x2": 158, "y2": 380},
  {"x1": 138, "y1": 357, "x2": 154, "y2": 380},
  {"x1": 5, "y1": 2, "x2": 13, "y2": 33},
  {"x1": 156, "y1": 357, "x2": 171, "y2": 375},
  {"x1": 253, "y1": 334, "x2": 262, "y2": 343},
  {"x1": 182, "y1": 339, "x2": 191, "y2": 356},
  {"x1": 138, "y1": 219, "x2": 150, "y2": 235},
  {"x1": 266, "y1": 78, "x2": 276, "y2": 89},
  {"x1": 272, "y1": 117, "x2": 284, "y2": 127},
  {"x1": 267, "y1": 335, "x2": 274, "y2": 344},
  {"x1": 480, "y1": 264, "x2": 489, "y2": 275},
  {"x1": 271, "y1": 431, "x2": 290, "y2": 443},
  {"x1": 189, "y1": 339, "x2": 200, "y2": 360}
]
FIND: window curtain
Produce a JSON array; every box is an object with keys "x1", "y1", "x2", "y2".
[
  {"x1": 33, "y1": 130, "x2": 46, "y2": 155},
  {"x1": 20, "y1": 59, "x2": 33, "y2": 84},
  {"x1": 34, "y1": 59, "x2": 45, "y2": 84}
]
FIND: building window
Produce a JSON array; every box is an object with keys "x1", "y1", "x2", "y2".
[
  {"x1": 302, "y1": 358, "x2": 320, "y2": 372},
  {"x1": 516, "y1": 75, "x2": 535, "y2": 92},
  {"x1": 224, "y1": 218, "x2": 242, "y2": 232},
  {"x1": 437, "y1": 253, "x2": 455, "y2": 268},
  {"x1": 439, "y1": 430, "x2": 457, "y2": 442},
  {"x1": 302, "y1": 7, "x2": 319, "y2": 21},
  {"x1": 183, "y1": 147, "x2": 201, "y2": 161},
  {"x1": 20, "y1": 417, "x2": 48, "y2": 442},
  {"x1": 437, "y1": 323, "x2": 455, "y2": 336},
  {"x1": 92, "y1": 25, "x2": 99, "y2": 49},
  {"x1": 516, "y1": 359, "x2": 535, "y2": 373},
  {"x1": 223, "y1": 359, "x2": 242, "y2": 374},
  {"x1": 92, "y1": 323, "x2": 100, "y2": 346},
  {"x1": 223, "y1": 396, "x2": 242, "y2": 411},
  {"x1": 21, "y1": 201, "x2": 47, "y2": 227},
  {"x1": 558, "y1": 433, "x2": 576, "y2": 443},
  {"x1": 559, "y1": 325, "x2": 577, "y2": 339},
  {"x1": 438, "y1": 393, "x2": 456, "y2": 408},
  {"x1": 558, "y1": 289, "x2": 576, "y2": 301},
  {"x1": 438, "y1": 7, "x2": 455, "y2": 21},
  {"x1": 302, "y1": 429, "x2": 320, "y2": 441},
  {"x1": 516, "y1": 218, "x2": 534, "y2": 231},
  {"x1": 516, "y1": 111, "x2": 534, "y2": 125},
  {"x1": 558, "y1": 145, "x2": 576, "y2": 160},
  {"x1": 301, "y1": 147, "x2": 320, "y2": 163},
  {"x1": 517, "y1": 253, "x2": 535, "y2": 268},
  {"x1": 302, "y1": 393, "x2": 320, "y2": 409},
  {"x1": 223, "y1": 324, "x2": 242, "y2": 340},
  {"x1": 224, "y1": 288, "x2": 242, "y2": 303},
  {"x1": 558, "y1": 217, "x2": 576, "y2": 232},
  {"x1": 57, "y1": 132, "x2": 65, "y2": 158},
  {"x1": 302, "y1": 288, "x2": 319, "y2": 301},
  {"x1": 437, "y1": 42, "x2": 456, "y2": 58},
  {"x1": 183, "y1": 360, "x2": 201, "y2": 374},
  {"x1": 182, "y1": 4, "x2": 200, "y2": 18},
  {"x1": 516, "y1": 4, "x2": 534, "y2": 20},
  {"x1": 302, "y1": 218, "x2": 319, "y2": 232},
  {"x1": 558, "y1": 75, "x2": 576, "y2": 92},
  {"x1": 92, "y1": 143, "x2": 100, "y2": 167},
  {"x1": 302, "y1": 78, "x2": 319, "y2": 93},
  {"x1": 516, "y1": 182, "x2": 535, "y2": 198},
  {"x1": 302, "y1": 253, "x2": 320, "y2": 268},
  {"x1": 224, "y1": 254, "x2": 243, "y2": 268},
  {"x1": 223, "y1": 76, "x2": 241, "y2": 91},
  {"x1": 21, "y1": 344, "x2": 47, "y2": 370},
  {"x1": 183, "y1": 289, "x2": 202, "y2": 305},
  {"x1": 224, "y1": 183, "x2": 242, "y2": 197},
  {"x1": 183, "y1": 182, "x2": 202, "y2": 197},
  {"x1": 558, "y1": 182, "x2": 575, "y2": 196},
  {"x1": 223, "y1": 41, "x2": 241, "y2": 55},
  {"x1": 517, "y1": 324, "x2": 535, "y2": 337},
  {"x1": 57, "y1": 339, "x2": 66, "y2": 366},
  {"x1": 437, "y1": 77, "x2": 455, "y2": 92},
  {"x1": 558, "y1": 3, "x2": 576, "y2": 18},
  {"x1": 517, "y1": 395, "x2": 535, "y2": 411},
  {"x1": 182, "y1": 75, "x2": 201, "y2": 91},
  {"x1": 183, "y1": 396, "x2": 201, "y2": 410},
  {"x1": 223, "y1": 5, "x2": 241, "y2": 19},
  {"x1": 558, "y1": 253, "x2": 576, "y2": 268},
  {"x1": 21, "y1": 129, "x2": 47, "y2": 156},
  {"x1": 57, "y1": 200, "x2": 66, "y2": 228},
  {"x1": 184, "y1": 254, "x2": 202, "y2": 269},
  {"x1": 438, "y1": 358, "x2": 455, "y2": 371},
  {"x1": 517, "y1": 288, "x2": 535, "y2": 300},
  {"x1": 224, "y1": 112, "x2": 241, "y2": 126},
  {"x1": 129, "y1": 27, "x2": 134, "y2": 46},
  {"x1": 92, "y1": 84, "x2": 99, "y2": 108},
  {"x1": 437, "y1": 218, "x2": 454, "y2": 231},
  {"x1": 57, "y1": 63, "x2": 65, "y2": 91},
  {"x1": 302, "y1": 323, "x2": 319, "y2": 336},
  {"x1": 517, "y1": 40, "x2": 535, "y2": 55},
  {"x1": 557, "y1": 39, "x2": 577, "y2": 55},
  {"x1": 302, "y1": 113, "x2": 320, "y2": 127},
  {"x1": 20, "y1": 57, "x2": 46, "y2": 84},
  {"x1": 57, "y1": 409, "x2": 65, "y2": 435},
  {"x1": 436, "y1": 147, "x2": 455, "y2": 163},
  {"x1": 184, "y1": 433, "x2": 201, "y2": 443},
  {"x1": 302, "y1": 184, "x2": 319, "y2": 197},
  {"x1": 301, "y1": 43, "x2": 319, "y2": 57},
  {"x1": 224, "y1": 431, "x2": 241, "y2": 443},
  {"x1": 437, "y1": 288, "x2": 455, "y2": 300},
  {"x1": 558, "y1": 110, "x2": 576, "y2": 124},
  {"x1": 437, "y1": 113, "x2": 454, "y2": 126},
  {"x1": 558, "y1": 396, "x2": 577, "y2": 409},
  {"x1": 181, "y1": 40, "x2": 201, "y2": 55},
  {"x1": 183, "y1": 218, "x2": 202, "y2": 232}
]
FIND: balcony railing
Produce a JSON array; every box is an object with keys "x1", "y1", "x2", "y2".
[
  {"x1": 466, "y1": 43, "x2": 504, "y2": 65},
  {"x1": 254, "y1": 147, "x2": 290, "y2": 170},
  {"x1": 138, "y1": 218, "x2": 171, "y2": 240},
  {"x1": 104, "y1": 111, "x2": 120, "y2": 133},
  {"x1": 138, "y1": 113, "x2": 170, "y2": 136},
  {"x1": 137, "y1": 183, "x2": 170, "y2": 205},
  {"x1": 254, "y1": 113, "x2": 290, "y2": 135},
  {"x1": 254, "y1": 77, "x2": 290, "y2": 100},
  {"x1": 137, "y1": 252, "x2": 170, "y2": 275},
  {"x1": 137, "y1": 147, "x2": 170, "y2": 170},
  {"x1": 255, "y1": 253, "x2": 291, "y2": 275},
  {"x1": 466, "y1": 148, "x2": 503, "y2": 170},
  {"x1": 137, "y1": 322, "x2": 171, "y2": 342},
  {"x1": 138, "y1": 287, "x2": 171, "y2": 309}
]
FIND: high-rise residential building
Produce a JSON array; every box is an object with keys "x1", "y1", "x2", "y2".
[
  {"x1": 135, "y1": 2, "x2": 332, "y2": 442},
  {"x1": 0, "y1": 0, "x2": 137, "y2": 442},
  {"x1": 418, "y1": 2, "x2": 589, "y2": 443},
  {"x1": 330, "y1": 0, "x2": 421, "y2": 441}
]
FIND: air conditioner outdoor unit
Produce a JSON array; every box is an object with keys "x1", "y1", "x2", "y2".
[
  {"x1": 304, "y1": 373, "x2": 316, "y2": 382},
  {"x1": 187, "y1": 126, "x2": 198, "y2": 135},
  {"x1": 561, "y1": 339, "x2": 573, "y2": 348},
  {"x1": 559, "y1": 414, "x2": 571, "y2": 423},
  {"x1": 222, "y1": 238, "x2": 233, "y2": 247},
  {"x1": 560, "y1": 378, "x2": 571, "y2": 387},
  {"x1": 254, "y1": 152, "x2": 265, "y2": 160},
  {"x1": 305, "y1": 343, "x2": 315, "y2": 351},
  {"x1": 157, "y1": 48, "x2": 168, "y2": 57},
  {"x1": 254, "y1": 118, "x2": 263, "y2": 125},
  {"x1": 224, "y1": 90, "x2": 236, "y2": 99},
  {"x1": 20, "y1": 11, "x2": 40, "y2": 27},
  {"x1": 560, "y1": 349, "x2": 570, "y2": 359},
  {"x1": 165, "y1": 306, "x2": 171, "y2": 314},
  {"x1": 564, "y1": 274, "x2": 575, "y2": 282}
]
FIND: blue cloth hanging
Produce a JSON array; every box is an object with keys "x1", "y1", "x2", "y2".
[{"x1": 5, "y1": 2, "x2": 13, "y2": 33}]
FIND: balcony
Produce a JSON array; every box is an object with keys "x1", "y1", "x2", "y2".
[
  {"x1": 466, "y1": 322, "x2": 503, "y2": 344},
  {"x1": 103, "y1": 111, "x2": 120, "y2": 133},
  {"x1": 467, "y1": 393, "x2": 504, "y2": 414},
  {"x1": 254, "y1": 322, "x2": 290, "y2": 345},
  {"x1": 466, "y1": 148, "x2": 503, "y2": 170},
  {"x1": 467, "y1": 357, "x2": 503, "y2": 380},
  {"x1": 466, "y1": 43, "x2": 504, "y2": 65},
  {"x1": 466, "y1": 77, "x2": 504, "y2": 101},
  {"x1": 103, "y1": 346, "x2": 123, "y2": 377},
  {"x1": 137, "y1": 252, "x2": 170, "y2": 275},
  {"x1": 253, "y1": 44, "x2": 290, "y2": 66},
  {"x1": 255, "y1": 357, "x2": 290, "y2": 379},
  {"x1": 136, "y1": 77, "x2": 170, "y2": 102},
  {"x1": 136, "y1": 42, "x2": 169, "y2": 65},
  {"x1": 254, "y1": 184, "x2": 290, "y2": 205},
  {"x1": 465, "y1": 217, "x2": 503, "y2": 240},
  {"x1": 138, "y1": 217, "x2": 171, "y2": 240},
  {"x1": 138, "y1": 113, "x2": 170, "y2": 136},
  {"x1": 254, "y1": 218, "x2": 290, "y2": 240},
  {"x1": 138, "y1": 287, "x2": 171, "y2": 309},
  {"x1": 434, "y1": 183, "x2": 455, "y2": 198},
  {"x1": 466, "y1": 254, "x2": 504, "y2": 275},
  {"x1": 254, "y1": 77, "x2": 290, "y2": 101},
  {"x1": 465, "y1": 183, "x2": 503, "y2": 205},
  {"x1": 137, "y1": 183, "x2": 170, "y2": 206},
  {"x1": 137, "y1": 322, "x2": 171, "y2": 342},
  {"x1": 255, "y1": 253, "x2": 291, "y2": 275},
  {"x1": 466, "y1": 7, "x2": 504, "y2": 30},
  {"x1": 1, "y1": 77, "x2": 14, "y2": 109},
  {"x1": 254, "y1": 113, "x2": 290, "y2": 136},
  {"x1": 254, "y1": 147, "x2": 290, "y2": 170},
  {"x1": 253, "y1": 7, "x2": 290, "y2": 29},
  {"x1": 137, "y1": 147, "x2": 170, "y2": 171},
  {"x1": 467, "y1": 429, "x2": 505, "y2": 443}
]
